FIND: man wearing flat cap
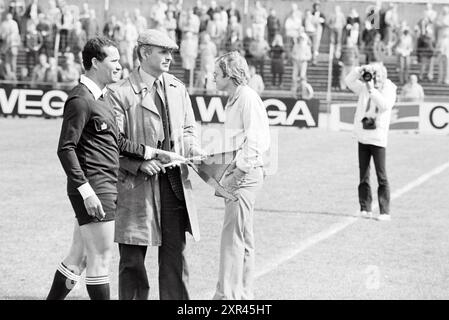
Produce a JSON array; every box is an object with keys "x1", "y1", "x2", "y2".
[{"x1": 107, "y1": 29, "x2": 205, "y2": 300}]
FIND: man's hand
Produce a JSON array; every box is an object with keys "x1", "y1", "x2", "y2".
[
  {"x1": 140, "y1": 159, "x2": 166, "y2": 175},
  {"x1": 156, "y1": 150, "x2": 186, "y2": 164},
  {"x1": 84, "y1": 194, "x2": 105, "y2": 220}
]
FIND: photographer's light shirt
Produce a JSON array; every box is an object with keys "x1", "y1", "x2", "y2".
[
  {"x1": 222, "y1": 85, "x2": 270, "y2": 172},
  {"x1": 345, "y1": 67, "x2": 397, "y2": 147}
]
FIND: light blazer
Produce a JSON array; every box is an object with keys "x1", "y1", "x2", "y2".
[{"x1": 107, "y1": 68, "x2": 202, "y2": 245}]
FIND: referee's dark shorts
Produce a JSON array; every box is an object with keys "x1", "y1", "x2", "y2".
[{"x1": 68, "y1": 193, "x2": 117, "y2": 226}]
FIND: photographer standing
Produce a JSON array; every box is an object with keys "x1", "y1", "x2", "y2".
[{"x1": 345, "y1": 63, "x2": 397, "y2": 221}]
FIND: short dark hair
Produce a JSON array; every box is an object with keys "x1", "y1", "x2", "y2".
[{"x1": 82, "y1": 36, "x2": 117, "y2": 70}]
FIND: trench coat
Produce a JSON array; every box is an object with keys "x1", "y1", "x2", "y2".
[{"x1": 107, "y1": 68, "x2": 202, "y2": 246}]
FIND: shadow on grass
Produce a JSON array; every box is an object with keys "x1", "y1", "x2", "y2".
[{"x1": 204, "y1": 206, "x2": 358, "y2": 218}]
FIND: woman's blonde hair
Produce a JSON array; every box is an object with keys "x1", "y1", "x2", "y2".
[{"x1": 215, "y1": 51, "x2": 250, "y2": 86}]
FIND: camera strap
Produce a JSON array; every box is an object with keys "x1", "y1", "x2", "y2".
[{"x1": 365, "y1": 97, "x2": 379, "y2": 115}]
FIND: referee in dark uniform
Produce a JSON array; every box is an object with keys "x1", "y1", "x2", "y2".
[{"x1": 46, "y1": 37, "x2": 152, "y2": 300}]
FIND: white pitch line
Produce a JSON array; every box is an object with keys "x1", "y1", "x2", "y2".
[
  {"x1": 255, "y1": 160, "x2": 449, "y2": 279},
  {"x1": 200, "y1": 161, "x2": 449, "y2": 298}
]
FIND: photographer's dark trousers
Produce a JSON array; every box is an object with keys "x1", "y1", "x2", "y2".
[{"x1": 358, "y1": 143, "x2": 390, "y2": 214}]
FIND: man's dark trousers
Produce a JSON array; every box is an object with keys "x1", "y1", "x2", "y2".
[{"x1": 358, "y1": 142, "x2": 390, "y2": 214}]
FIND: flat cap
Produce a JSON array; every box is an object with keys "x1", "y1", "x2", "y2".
[{"x1": 137, "y1": 29, "x2": 179, "y2": 50}]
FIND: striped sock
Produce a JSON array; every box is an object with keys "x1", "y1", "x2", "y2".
[
  {"x1": 85, "y1": 275, "x2": 110, "y2": 300},
  {"x1": 46, "y1": 262, "x2": 81, "y2": 300}
]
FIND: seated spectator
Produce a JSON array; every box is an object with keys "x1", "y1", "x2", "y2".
[
  {"x1": 18, "y1": 66, "x2": 31, "y2": 82},
  {"x1": 25, "y1": 23, "x2": 43, "y2": 75},
  {"x1": 60, "y1": 52, "x2": 81, "y2": 86},
  {"x1": 44, "y1": 56, "x2": 63, "y2": 83},
  {"x1": 400, "y1": 74, "x2": 425, "y2": 102},
  {"x1": 270, "y1": 34, "x2": 285, "y2": 88},
  {"x1": 247, "y1": 64, "x2": 264, "y2": 95},
  {"x1": 31, "y1": 53, "x2": 49, "y2": 82}
]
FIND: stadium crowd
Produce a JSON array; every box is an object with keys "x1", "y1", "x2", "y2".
[{"x1": 0, "y1": 0, "x2": 448, "y2": 96}]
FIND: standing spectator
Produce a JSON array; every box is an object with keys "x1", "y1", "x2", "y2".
[
  {"x1": 149, "y1": 0, "x2": 168, "y2": 28},
  {"x1": 291, "y1": 33, "x2": 312, "y2": 92},
  {"x1": 206, "y1": 12, "x2": 223, "y2": 52},
  {"x1": 435, "y1": 6, "x2": 449, "y2": 47},
  {"x1": 179, "y1": 9, "x2": 200, "y2": 41},
  {"x1": 226, "y1": 15, "x2": 243, "y2": 50},
  {"x1": 266, "y1": 9, "x2": 280, "y2": 47},
  {"x1": 349, "y1": 23, "x2": 360, "y2": 49},
  {"x1": 311, "y1": 2, "x2": 326, "y2": 65},
  {"x1": 120, "y1": 16, "x2": 138, "y2": 70},
  {"x1": 199, "y1": 33, "x2": 217, "y2": 75},
  {"x1": 270, "y1": 34, "x2": 285, "y2": 88},
  {"x1": 60, "y1": 52, "x2": 81, "y2": 86},
  {"x1": 328, "y1": 5, "x2": 346, "y2": 59},
  {"x1": 82, "y1": 9, "x2": 100, "y2": 39},
  {"x1": 251, "y1": 1, "x2": 267, "y2": 40},
  {"x1": 103, "y1": 15, "x2": 121, "y2": 42},
  {"x1": 345, "y1": 8, "x2": 360, "y2": 43},
  {"x1": 24, "y1": 0, "x2": 41, "y2": 30},
  {"x1": 331, "y1": 54, "x2": 343, "y2": 91},
  {"x1": 436, "y1": 34, "x2": 449, "y2": 85},
  {"x1": 133, "y1": 8, "x2": 148, "y2": 35},
  {"x1": 47, "y1": 0, "x2": 61, "y2": 53},
  {"x1": 340, "y1": 37, "x2": 360, "y2": 90},
  {"x1": 372, "y1": 32, "x2": 387, "y2": 63},
  {"x1": 180, "y1": 31, "x2": 198, "y2": 86},
  {"x1": 206, "y1": 0, "x2": 220, "y2": 20},
  {"x1": 67, "y1": 21, "x2": 87, "y2": 63},
  {"x1": 417, "y1": 26, "x2": 435, "y2": 81},
  {"x1": 362, "y1": 21, "x2": 378, "y2": 64},
  {"x1": 303, "y1": 10, "x2": 318, "y2": 65},
  {"x1": 242, "y1": 27, "x2": 254, "y2": 63},
  {"x1": 284, "y1": 6, "x2": 303, "y2": 53},
  {"x1": 197, "y1": 5, "x2": 210, "y2": 35},
  {"x1": 227, "y1": 1, "x2": 241, "y2": 23},
  {"x1": 384, "y1": 3, "x2": 400, "y2": 56},
  {"x1": 25, "y1": 23, "x2": 43, "y2": 75},
  {"x1": 0, "y1": 56, "x2": 16, "y2": 80},
  {"x1": 193, "y1": 0, "x2": 203, "y2": 16},
  {"x1": 59, "y1": 5, "x2": 75, "y2": 53},
  {"x1": 31, "y1": 53, "x2": 49, "y2": 82},
  {"x1": 395, "y1": 27, "x2": 413, "y2": 84},
  {"x1": 163, "y1": 10, "x2": 178, "y2": 42},
  {"x1": 44, "y1": 56, "x2": 63, "y2": 83},
  {"x1": 400, "y1": 74, "x2": 425, "y2": 102},
  {"x1": 36, "y1": 13, "x2": 53, "y2": 57},
  {"x1": 248, "y1": 32, "x2": 269, "y2": 81},
  {"x1": 0, "y1": 13, "x2": 21, "y2": 77}
]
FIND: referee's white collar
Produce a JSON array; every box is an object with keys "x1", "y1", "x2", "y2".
[{"x1": 80, "y1": 75, "x2": 107, "y2": 100}]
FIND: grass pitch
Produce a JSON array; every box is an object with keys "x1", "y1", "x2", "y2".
[{"x1": 0, "y1": 117, "x2": 448, "y2": 300}]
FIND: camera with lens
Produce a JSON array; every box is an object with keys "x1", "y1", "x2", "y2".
[
  {"x1": 361, "y1": 116, "x2": 376, "y2": 130},
  {"x1": 362, "y1": 70, "x2": 375, "y2": 82}
]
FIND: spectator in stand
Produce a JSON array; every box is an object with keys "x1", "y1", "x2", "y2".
[
  {"x1": 60, "y1": 52, "x2": 81, "y2": 86},
  {"x1": 251, "y1": 1, "x2": 267, "y2": 40},
  {"x1": 247, "y1": 64, "x2": 264, "y2": 95},
  {"x1": 227, "y1": 1, "x2": 241, "y2": 23},
  {"x1": 83, "y1": 9, "x2": 100, "y2": 40},
  {"x1": 384, "y1": 3, "x2": 400, "y2": 56},
  {"x1": 400, "y1": 74, "x2": 425, "y2": 102},
  {"x1": 284, "y1": 5, "x2": 303, "y2": 54},
  {"x1": 417, "y1": 26, "x2": 435, "y2": 81},
  {"x1": 133, "y1": 9, "x2": 148, "y2": 35},
  {"x1": 267, "y1": 9, "x2": 281, "y2": 48},
  {"x1": 44, "y1": 56, "x2": 63, "y2": 83},
  {"x1": 197, "y1": 5, "x2": 210, "y2": 35},
  {"x1": 248, "y1": 32, "x2": 269, "y2": 81},
  {"x1": 435, "y1": 7, "x2": 449, "y2": 46},
  {"x1": 31, "y1": 53, "x2": 49, "y2": 82},
  {"x1": 36, "y1": 13, "x2": 53, "y2": 57},
  {"x1": 0, "y1": 13, "x2": 21, "y2": 77},
  {"x1": 207, "y1": 0, "x2": 220, "y2": 20},
  {"x1": 163, "y1": 10, "x2": 178, "y2": 42},
  {"x1": 25, "y1": 22, "x2": 43, "y2": 75},
  {"x1": 196, "y1": 57, "x2": 215, "y2": 91},
  {"x1": 206, "y1": 12, "x2": 223, "y2": 53},
  {"x1": 395, "y1": 27, "x2": 414, "y2": 85},
  {"x1": 180, "y1": 31, "x2": 198, "y2": 86},
  {"x1": 67, "y1": 21, "x2": 87, "y2": 64},
  {"x1": 199, "y1": 33, "x2": 217, "y2": 77},
  {"x1": 226, "y1": 15, "x2": 243, "y2": 50},
  {"x1": 291, "y1": 33, "x2": 312, "y2": 93},
  {"x1": 345, "y1": 8, "x2": 360, "y2": 43},
  {"x1": 180, "y1": 9, "x2": 200, "y2": 41},
  {"x1": 219, "y1": 6, "x2": 229, "y2": 36},
  {"x1": 242, "y1": 27, "x2": 254, "y2": 64},
  {"x1": 331, "y1": 53, "x2": 343, "y2": 91},
  {"x1": 121, "y1": 15, "x2": 138, "y2": 70},
  {"x1": 349, "y1": 22, "x2": 360, "y2": 49},
  {"x1": 59, "y1": 5, "x2": 75, "y2": 53},
  {"x1": 103, "y1": 15, "x2": 121, "y2": 42},
  {"x1": 18, "y1": 66, "x2": 30, "y2": 83},
  {"x1": 24, "y1": 0, "x2": 41, "y2": 31},
  {"x1": 418, "y1": 3, "x2": 437, "y2": 40},
  {"x1": 328, "y1": 5, "x2": 346, "y2": 59},
  {"x1": 270, "y1": 34, "x2": 285, "y2": 88},
  {"x1": 303, "y1": 10, "x2": 318, "y2": 65},
  {"x1": 436, "y1": 33, "x2": 449, "y2": 85},
  {"x1": 0, "y1": 56, "x2": 16, "y2": 81},
  {"x1": 372, "y1": 32, "x2": 387, "y2": 63},
  {"x1": 362, "y1": 21, "x2": 377, "y2": 64},
  {"x1": 193, "y1": 0, "x2": 203, "y2": 16},
  {"x1": 340, "y1": 37, "x2": 359, "y2": 90},
  {"x1": 149, "y1": 0, "x2": 167, "y2": 28},
  {"x1": 311, "y1": 2, "x2": 326, "y2": 65}
]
